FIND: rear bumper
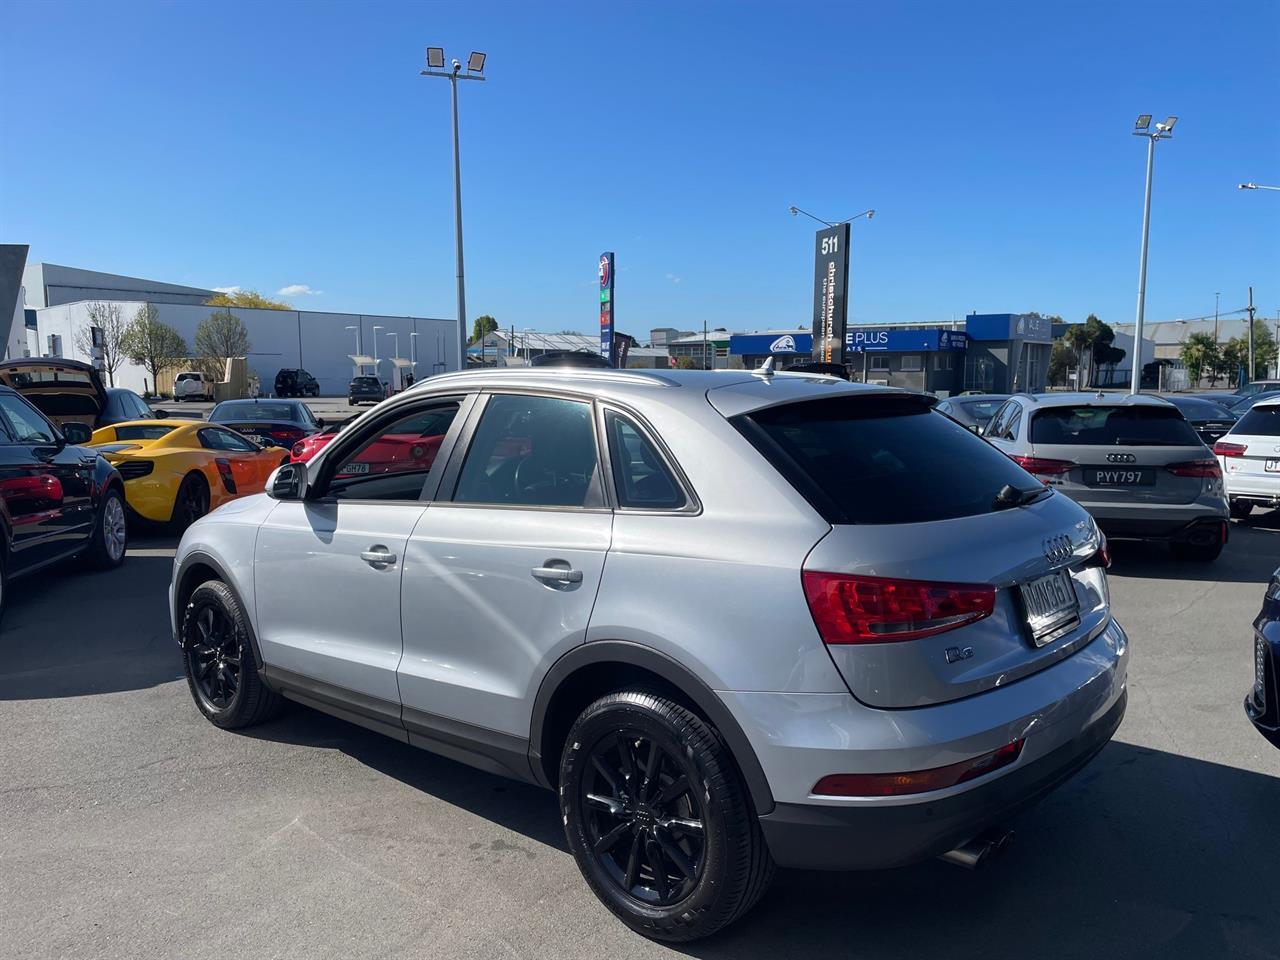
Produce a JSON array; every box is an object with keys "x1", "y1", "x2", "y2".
[
  {"x1": 1094, "y1": 514, "x2": 1226, "y2": 545},
  {"x1": 1224, "y1": 471, "x2": 1280, "y2": 504},
  {"x1": 759, "y1": 689, "x2": 1126, "y2": 869}
]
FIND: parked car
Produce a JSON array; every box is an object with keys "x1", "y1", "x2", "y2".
[
  {"x1": 0, "y1": 386, "x2": 127, "y2": 623},
  {"x1": 529, "y1": 350, "x2": 612, "y2": 368},
  {"x1": 0, "y1": 358, "x2": 168, "y2": 429},
  {"x1": 1227, "y1": 390, "x2": 1280, "y2": 415},
  {"x1": 274, "y1": 368, "x2": 320, "y2": 398},
  {"x1": 171, "y1": 368, "x2": 1128, "y2": 941},
  {"x1": 1246, "y1": 568, "x2": 1280, "y2": 748},
  {"x1": 1213, "y1": 397, "x2": 1280, "y2": 519},
  {"x1": 91, "y1": 419, "x2": 289, "y2": 530},
  {"x1": 173, "y1": 371, "x2": 213, "y2": 402},
  {"x1": 1159, "y1": 395, "x2": 1238, "y2": 446},
  {"x1": 289, "y1": 423, "x2": 341, "y2": 462},
  {"x1": 348, "y1": 375, "x2": 385, "y2": 405},
  {"x1": 207, "y1": 399, "x2": 322, "y2": 450},
  {"x1": 1226, "y1": 379, "x2": 1280, "y2": 408},
  {"x1": 982, "y1": 392, "x2": 1228, "y2": 560},
  {"x1": 934, "y1": 393, "x2": 1011, "y2": 433}
]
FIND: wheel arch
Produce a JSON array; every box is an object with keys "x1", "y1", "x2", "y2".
[{"x1": 529, "y1": 640, "x2": 775, "y2": 815}]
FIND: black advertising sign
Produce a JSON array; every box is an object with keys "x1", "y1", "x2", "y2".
[
  {"x1": 811, "y1": 223, "x2": 851, "y2": 365},
  {"x1": 599, "y1": 252, "x2": 615, "y2": 366}
]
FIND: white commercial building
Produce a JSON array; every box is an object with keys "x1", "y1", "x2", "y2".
[{"x1": 12, "y1": 263, "x2": 458, "y2": 395}]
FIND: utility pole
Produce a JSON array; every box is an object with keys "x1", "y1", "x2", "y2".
[
  {"x1": 1247, "y1": 286, "x2": 1256, "y2": 384},
  {"x1": 1129, "y1": 114, "x2": 1176, "y2": 394},
  {"x1": 1214, "y1": 292, "x2": 1220, "y2": 345}
]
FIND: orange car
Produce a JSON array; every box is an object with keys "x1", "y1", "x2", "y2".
[{"x1": 89, "y1": 419, "x2": 290, "y2": 529}]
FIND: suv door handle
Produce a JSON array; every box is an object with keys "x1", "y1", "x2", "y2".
[
  {"x1": 360, "y1": 546, "x2": 398, "y2": 567},
  {"x1": 531, "y1": 563, "x2": 583, "y2": 584}
]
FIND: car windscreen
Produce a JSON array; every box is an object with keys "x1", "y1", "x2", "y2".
[
  {"x1": 956, "y1": 399, "x2": 1004, "y2": 422},
  {"x1": 732, "y1": 395, "x2": 1041, "y2": 524},
  {"x1": 175, "y1": 373, "x2": 201, "y2": 382},
  {"x1": 353, "y1": 377, "x2": 380, "y2": 386},
  {"x1": 114, "y1": 424, "x2": 177, "y2": 440},
  {"x1": 1233, "y1": 406, "x2": 1280, "y2": 437},
  {"x1": 1029, "y1": 405, "x2": 1201, "y2": 446},
  {"x1": 1171, "y1": 398, "x2": 1235, "y2": 420},
  {"x1": 210, "y1": 403, "x2": 297, "y2": 422}
]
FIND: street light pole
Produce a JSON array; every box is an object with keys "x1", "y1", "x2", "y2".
[
  {"x1": 1129, "y1": 114, "x2": 1176, "y2": 395},
  {"x1": 372, "y1": 325, "x2": 383, "y2": 367},
  {"x1": 422, "y1": 48, "x2": 486, "y2": 373}
]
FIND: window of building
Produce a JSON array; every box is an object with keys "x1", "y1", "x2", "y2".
[
  {"x1": 870, "y1": 355, "x2": 891, "y2": 371},
  {"x1": 934, "y1": 353, "x2": 954, "y2": 371},
  {"x1": 900, "y1": 354, "x2": 922, "y2": 372}
]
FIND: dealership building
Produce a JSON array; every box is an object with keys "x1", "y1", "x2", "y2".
[{"x1": 10, "y1": 263, "x2": 458, "y2": 395}]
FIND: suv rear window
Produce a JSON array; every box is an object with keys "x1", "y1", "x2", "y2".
[
  {"x1": 1030, "y1": 405, "x2": 1200, "y2": 446},
  {"x1": 1233, "y1": 406, "x2": 1280, "y2": 437},
  {"x1": 733, "y1": 395, "x2": 1039, "y2": 524}
]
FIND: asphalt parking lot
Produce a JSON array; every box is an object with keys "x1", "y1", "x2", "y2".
[{"x1": 3, "y1": 521, "x2": 1279, "y2": 960}]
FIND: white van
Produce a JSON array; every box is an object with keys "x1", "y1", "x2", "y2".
[{"x1": 173, "y1": 371, "x2": 213, "y2": 402}]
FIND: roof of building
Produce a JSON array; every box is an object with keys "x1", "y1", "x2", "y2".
[{"x1": 1111, "y1": 318, "x2": 1256, "y2": 345}]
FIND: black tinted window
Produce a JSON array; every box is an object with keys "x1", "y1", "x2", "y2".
[
  {"x1": 455, "y1": 395, "x2": 598, "y2": 507},
  {"x1": 328, "y1": 402, "x2": 459, "y2": 501},
  {"x1": 605, "y1": 412, "x2": 685, "y2": 509},
  {"x1": 1171, "y1": 398, "x2": 1234, "y2": 420},
  {"x1": 0, "y1": 395, "x2": 57, "y2": 443},
  {"x1": 116, "y1": 424, "x2": 176, "y2": 440},
  {"x1": 736, "y1": 396, "x2": 1038, "y2": 524},
  {"x1": 1234, "y1": 406, "x2": 1280, "y2": 437},
  {"x1": 1030, "y1": 406, "x2": 1200, "y2": 446},
  {"x1": 199, "y1": 428, "x2": 258, "y2": 452},
  {"x1": 211, "y1": 402, "x2": 297, "y2": 422},
  {"x1": 957, "y1": 399, "x2": 1005, "y2": 422}
]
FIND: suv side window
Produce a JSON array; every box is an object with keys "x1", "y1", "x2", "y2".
[
  {"x1": 604, "y1": 410, "x2": 686, "y2": 509},
  {"x1": 326, "y1": 401, "x2": 461, "y2": 502},
  {"x1": 1002, "y1": 408, "x2": 1023, "y2": 441},
  {"x1": 453, "y1": 394, "x2": 599, "y2": 508},
  {"x1": 0, "y1": 394, "x2": 57, "y2": 444}
]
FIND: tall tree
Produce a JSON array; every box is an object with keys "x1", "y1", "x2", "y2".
[
  {"x1": 195, "y1": 310, "x2": 251, "y2": 380},
  {"x1": 470, "y1": 315, "x2": 499, "y2": 344},
  {"x1": 1179, "y1": 332, "x2": 1220, "y2": 386},
  {"x1": 74, "y1": 301, "x2": 129, "y2": 386},
  {"x1": 121, "y1": 304, "x2": 189, "y2": 395},
  {"x1": 205, "y1": 289, "x2": 292, "y2": 310}
]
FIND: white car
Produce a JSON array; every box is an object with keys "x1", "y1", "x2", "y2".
[
  {"x1": 1214, "y1": 396, "x2": 1280, "y2": 518},
  {"x1": 173, "y1": 371, "x2": 213, "y2": 402}
]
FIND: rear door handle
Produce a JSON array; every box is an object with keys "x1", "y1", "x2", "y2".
[
  {"x1": 531, "y1": 564, "x2": 583, "y2": 584},
  {"x1": 360, "y1": 546, "x2": 398, "y2": 567}
]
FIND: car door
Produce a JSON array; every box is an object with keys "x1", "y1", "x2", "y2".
[
  {"x1": 197, "y1": 426, "x2": 281, "y2": 496},
  {"x1": 397, "y1": 391, "x2": 613, "y2": 744},
  {"x1": 252, "y1": 394, "x2": 473, "y2": 726},
  {"x1": 0, "y1": 393, "x2": 92, "y2": 569}
]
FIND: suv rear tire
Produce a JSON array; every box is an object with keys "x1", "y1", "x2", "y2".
[
  {"x1": 181, "y1": 580, "x2": 284, "y2": 729},
  {"x1": 559, "y1": 691, "x2": 775, "y2": 942},
  {"x1": 1230, "y1": 499, "x2": 1253, "y2": 520}
]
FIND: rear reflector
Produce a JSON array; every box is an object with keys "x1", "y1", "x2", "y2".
[
  {"x1": 1213, "y1": 441, "x2": 1247, "y2": 457},
  {"x1": 1009, "y1": 455, "x2": 1073, "y2": 482},
  {"x1": 802, "y1": 572, "x2": 995, "y2": 644},
  {"x1": 1167, "y1": 459, "x2": 1222, "y2": 478},
  {"x1": 291, "y1": 441, "x2": 306, "y2": 459},
  {"x1": 813, "y1": 740, "x2": 1025, "y2": 797}
]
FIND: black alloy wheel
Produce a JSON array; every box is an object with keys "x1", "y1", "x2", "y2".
[
  {"x1": 581, "y1": 730, "x2": 706, "y2": 906},
  {"x1": 187, "y1": 602, "x2": 241, "y2": 710},
  {"x1": 174, "y1": 474, "x2": 210, "y2": 530},
  {"x1": 181, "y1": 581, "x2": 283, "y2": 728}
]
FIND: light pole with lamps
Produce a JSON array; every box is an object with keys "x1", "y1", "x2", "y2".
[
  {"x1": 372, "y1": 325, "x2": 384, "y2": 371},
  {"x1": 789, "y1": 205, "x2": 875, "y2": 378},
  {"x1": 384, "y1": 330, "x2": 400, "y2": 360},
  {"x1": 421, "y1": 46, "x2": 486, "y2": 373},
  {"x1": 1129, "y1": 114, "x2": 1177, "y2": 395}
]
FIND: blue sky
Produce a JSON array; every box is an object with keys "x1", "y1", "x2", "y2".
[{"x1": 2, "y1": 0, "x2": 1277, "y2": 338}]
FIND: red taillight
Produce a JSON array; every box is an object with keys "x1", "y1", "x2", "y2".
[
  {"x1": 214, "y1": 457, "x2": 237, "y2": 494},
  {"x1": 813, "y1": 740, "x2": 1025, "y2": 797},
  {"x1": 1087, "y1": 532, "x2": 1111, "y2": 569},
  {"x1": 1009, "y1": 455, "x2": 1073, "y2": 483},
  {"x1": 1167, "y1": 459, "x2": 1222, "y2": 478},
  {"x1": 1213, "y1": 441, "x2": 1247, "y2": 458},
  {"x1": 802, "y1": 571, "x2": 995, "y2": 644}
]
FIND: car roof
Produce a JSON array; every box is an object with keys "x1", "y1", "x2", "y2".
[
  {"x1": 1249, "y1": 396, "x2": 1280, "y2": 409},
  {"x1": 949, "y1": 393, "x2": 1009, "y2": 403},
  {"x1": 1015, "y1": 391, "x2": 1174, "y2": 409},
  {"x1": 407, "y1": 366, "x2": 908, "y2": 419}
]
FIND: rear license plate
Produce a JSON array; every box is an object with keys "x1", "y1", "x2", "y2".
[
  {"x1": 246, "y1": 434, "x2": 269, "y2": 446},
  {"x1": 1084, "y1": 468, "x2": 1154, "y2": 486},
  {"x1": 1019, "y1": 569, "x2": 1080, "y2": 646},
  {"x1": 340, "y1": 460, "x2": 370, "y2": 475},
  {"x1": 1266, "y1": 460, "x2": 1280, "y2": 473}
]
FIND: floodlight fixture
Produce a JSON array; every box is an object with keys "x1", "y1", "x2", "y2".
[
  {"x1": 467, "y1": 51, "x2": 486, "y2": 73},
  {"x1": 426, "y1": 46, "x2": 445, "y2": 69},
  {"x1": 1134, "y1": 114, "x2": 1152, "y2": 131}
]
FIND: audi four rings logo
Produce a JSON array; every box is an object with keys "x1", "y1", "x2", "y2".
[
  {"x1": 1043, "y1": 535, "x2": 1073, "y2": 564},
  {"x1": 1106, "y1": 453, "x2": 1137, "y2": 463}
]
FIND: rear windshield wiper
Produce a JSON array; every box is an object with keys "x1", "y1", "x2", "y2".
[{"x1": 993, "y1": 483, "x2": 1048, "y2": 510}]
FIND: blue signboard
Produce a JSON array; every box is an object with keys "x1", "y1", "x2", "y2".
[
  {"x1": 599, "y1": 252, "x2": 615, "y2": 365},
  {"x1": 729, "y1": 332, "x2": 813, "y2": 355},
  {"x1": 845, "y1": 327, "x2": 968, "y2": 352},
  {"x1": 965, "y1": 313, "x2": 1052, "y2": 343}
]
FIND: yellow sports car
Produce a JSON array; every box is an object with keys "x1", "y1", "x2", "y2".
[{"x1": 89, "y1": 419, "x2": 290, "y2": 529}]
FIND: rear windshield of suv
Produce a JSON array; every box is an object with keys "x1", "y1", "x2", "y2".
[
  {"x1": 1030, "y1": 405, "x2": 1200, "y2": 446},
  {"x1": 733, "y1": 395, "x2": 1040, "y2": 524},
  {"x1": 1233, "y1": 405, "x2": 1280, "y2": 437}
]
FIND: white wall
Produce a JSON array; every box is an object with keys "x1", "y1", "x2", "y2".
[{"x1": 34, "y1": 301, "x2": 457, "y2": 395}]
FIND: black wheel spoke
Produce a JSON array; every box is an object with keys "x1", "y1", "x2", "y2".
[
  {"x1": 651, "y1": 774, "x2": 690, "y2": 808},
  {"x1": 593, "y1": 821, "x2": 632, "y2": 855},
  {"x1": 663, "y1": 817, "x2": 704, "y2": 837},
  {"x1": 585, "y1": 793, "x2": 624, "y2": 816},
  {"x1": 641, "y1": 738, "x2": 660, "y2": 799},
  {"x1": 646, "y1": 838, "x2": 670, "y2": 900},
  {"x1": 656, "y1": 831, "x2": 696, "y2": 879},
  {"x1": 623, "y1": 832, "x2": 642, "y2": 890},
  {"x1": 591, "y1": 754, "x2": 621, "y2": 795},
  {"x1": 616, "y1": 733, "x2": 637, "y2": 781}
]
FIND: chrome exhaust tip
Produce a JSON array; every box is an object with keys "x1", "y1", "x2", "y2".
[{"x1": 939, "y1": 828, "x2": 1015, "y2": 869}]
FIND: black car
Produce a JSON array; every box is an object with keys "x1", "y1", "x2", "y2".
[
  {"x1": 348, "y1": 375, "x2": 385, "y2": 405},
  {"x1": 274, "y1": 368, "x2": 320, "y2": 398},
  {"x1": 934, "y1": 393, "x2": 1011, "y2": 433},
  {"x1": 529, "y1": 350, "x2": 612, "y2": 368},
  {"x1": 1246, "y1": 569, "x2": 1280, "y2": 748},
  {"x1": 0, "y1": 358, "x2": 168, "y2": 431},
  {"x1": 1159, "y1": 395, "x2": 1238, "y2": 446},
  {"x1": 208, "y1": 398, "x2": 323, "y2": 449},
  {"x1": 0, "y1": 386, "x2": 127, "y2": 624}
]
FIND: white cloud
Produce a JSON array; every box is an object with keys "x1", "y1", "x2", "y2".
[
  {"x1": 665, "y1": 273, "x2": 682, "y2": 284},
  {"x1": 278, "y1": 284, "x2": 322, "y2": 297},
  {"x1": 212, "y1": 285, "x2": 242, "y2": 294}
]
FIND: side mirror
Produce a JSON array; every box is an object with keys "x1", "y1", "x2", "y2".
[
  {"x1": 969, "y1": 423, "x2": 982, "y2": 434},
  {"x1": 267, "y1": 461, "x2": 308, "y2": 501},
  {"x1": 153, "y1": 408, "x2": 170, "y2": 419},
  {"x1": 62, "y1": 422, "x2": 94, "y2": 445}
]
